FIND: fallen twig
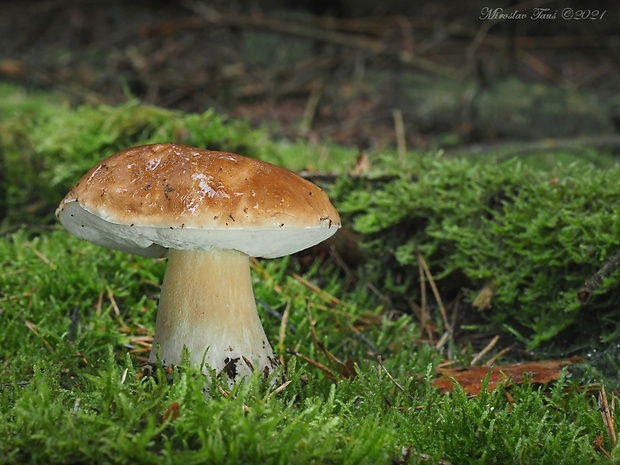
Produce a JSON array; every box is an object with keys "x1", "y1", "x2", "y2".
[
  {"x1": 578, "y1": 252, "x2": 620, "y2": 304},
  {"x1": 599, "y1": 385, "x2": 617, "y2": 448},
  {"x1": 268, "y1": 380, "x2": 293, "y2": 399},
  {"x1": 470, "y1": 335, "x2": 500, "y2": 366},
  {"x1": 286, "y1": 348, "x2": 337, "y2": 381},
  {"x1": 277, "y1": 300, "x2": 291, "y2": 367},
  {"x1": 144, "y1": 5, "x2": 457, "y2": 75},
  {"x1": 452, "y1": 136, "x2": 620, "y2": 159},
  {"x1": 24, "y1": 320, "x2": 55, "y2": 354},
  {"x1": 377, "y1": 355, "x2": 406, "y2": 394},
  {"x1": 483, "y1": 346, "x2": 511, "y2": 367},
  {"x1": 291, "y1": 273, "x2": 343, "y2": 307},
  {"x1": 306, "y1": 304, "x2": 356, "y2": 379},
  {"x1": 416, "y1": 248, "x2": 452, "y2": 336}
]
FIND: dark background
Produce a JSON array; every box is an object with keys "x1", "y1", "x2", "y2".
[{"x1": 2, "y1": 0, "x2": 620, "y2": 151}]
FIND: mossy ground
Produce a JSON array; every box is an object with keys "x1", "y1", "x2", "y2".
[{"x1": 1, "y1": 84, "x2": 619, "y2": 463}]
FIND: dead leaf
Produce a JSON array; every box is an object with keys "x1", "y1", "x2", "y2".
[
  {"x1": 162, "y1": 402, "x2": 180, "y2": 423},
  {"x1": 341, "y1": 359, "x2": 358, "y2": 379},
  {"x1": 432, "y1": 356, "x2": 583, "y2": 395},
  {"x1": 593, "y1": 433, "x2": 611, "y2": 459},
  {"x1": 350, "y1": 151, "x2": 370, "y2": 177},
  {"x1": 0, "y1": 59, "x2": 25, "y2": 76}
]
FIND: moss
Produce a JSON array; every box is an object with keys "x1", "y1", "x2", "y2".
[
  {"x1": 3, "y1": 82, "x2": 619, "y2": 350},
  {"x1": 0, "y1": 84, "x2": 617, "y2": 463},
  {"x1": 335, "y1": 154, "x2": 620, "y2": 348}
]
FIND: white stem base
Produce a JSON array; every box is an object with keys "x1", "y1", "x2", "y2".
[{"x1": 149, "y1": 248, "x2": 279, "y2": 386}]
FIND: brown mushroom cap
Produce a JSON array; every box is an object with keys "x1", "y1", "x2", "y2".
[{"x1": 56, "y1": 143, "x2": 341, "y2": 258}]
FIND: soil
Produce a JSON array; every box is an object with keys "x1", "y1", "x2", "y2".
[{"x1": 1, "y1": 0, "x2": 620, "y2": 151}]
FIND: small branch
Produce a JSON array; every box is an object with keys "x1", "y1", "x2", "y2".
[
  {"x1": 416, "y1": 251, "x2": 432, "y2": 343},
  {"x1": 24, "y1": 320, "x2": 55, "y2": 354},
  {"x1": 277, "y1": 300, "x2": 291, "y2": 367},
  {"x1": 599, "y1": 385, "x2": 617, "y2": 448},
  {"x1": 291, "y1": 272, "x2": 343, "y2": 307},
  {"x1": 106, "y1": 285, "x2": 121, "y2": 317},
  {"x1": 143, "y1": 7, "x2": 457, "y2": 75},
  {"x1": 268, "y1": 380, "x2": 292, "y2": 400},
  {"x1": 377, "y1": 355, "x2": 406, "y2": 394},
  {"x1": 483, "y1": 346, "x2": 511, "y2": 367},
  {"x1": 416, "y1": 248, "x2": 452, "y2": 336},
  {"x1": 470, "y1": 335, "x2": 499, "y2": 366},
  {"x1": 392, "y1": 108, "x2": 407, "y2": 165},
  {"x1": 452, "y1": 136, "x2": 620, "y2": 159},
  {"x1": 286, "y1": 348, "x2": 337, "y2": 381},
  {"x1": 578, "y1": 252, "x2": 620, "y2": 304},
  {"x1": 299, "y1": 81, "x2": 324, "y2": 135},
  {"x1": 32, "y1": 247, "x2": 57, "y2": 270},
  {"x1": 306, "y1": 303, "x2": 354, "y2": 378}
]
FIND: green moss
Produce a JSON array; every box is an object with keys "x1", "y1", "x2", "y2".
[
  {"x1": 1, "y1": 84, "x2": 618, "y2": 463},
  {"x1": 3, "y1": 82, "x2": 620, "y2": 349},
  {"x1": 335, "y1": 155, "x2": 620, "y2": 348}
]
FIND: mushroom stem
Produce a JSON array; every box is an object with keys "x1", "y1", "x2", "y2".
[{"x1": 149, "y1": 248, "x2": 279, "y2": 385}]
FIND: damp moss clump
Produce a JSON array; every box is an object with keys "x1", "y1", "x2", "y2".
[{"x1": 335, "y1": 155, "x2": 620, "y2": 349}]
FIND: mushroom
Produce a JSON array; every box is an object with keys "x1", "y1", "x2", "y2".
[{"x1": 56, "y1": 143, "x2": 341, "y2": 386}]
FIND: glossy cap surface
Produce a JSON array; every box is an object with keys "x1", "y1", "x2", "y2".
[{"x1": 56, "y1": 143, "x2": 341, "y2": 258}]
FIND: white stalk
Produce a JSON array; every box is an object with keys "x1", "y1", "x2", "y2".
[{"x1": 149, "y1": 248, "x2": 279, "y2": 385}]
